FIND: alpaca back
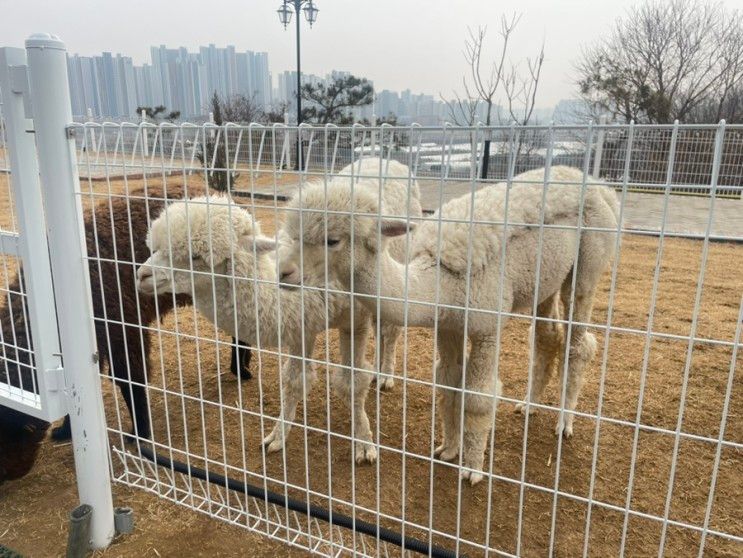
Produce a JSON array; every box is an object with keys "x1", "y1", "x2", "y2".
[
  {"x1": 411, "y1": 167, "x2": 618, "y2": 276},
  {"x1": 87, "y1": 185, "x2": 195, "y2": 364}
]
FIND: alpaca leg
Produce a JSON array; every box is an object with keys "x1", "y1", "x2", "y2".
[
  {"x1": 230, "y1": 337, "x2": 252, "y2": 380},
  {"x1": 263, "y1": 336, "x2": 317, "y2": 453},
  {"x1": 459, "y1": 337, "x2": 501, "y2": 486},
  {"x1": 555, "y1": 280, "x2": 598, "y2": 438},
  {"x1": 50, "y1": 415, "x2": 72, "y2": 441},
  {"x1": 113, "y1": 330, "x2": 151, "y2": 441},
  {"x1": 377, "y1": 323, "x2": 400, "y2": 391},
  {"x1": 516, "y1": 293, "x2": 564, "y2": 416},
  {"x1": 433, "y1": 330, "x2": 464, "y2": 462},
  {"x1": 334, "y1": 325, "x2": 376, "y2": 464}
]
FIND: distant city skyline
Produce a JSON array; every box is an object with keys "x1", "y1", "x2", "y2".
[
  {"x1": 66, "y1": 42, "x2": 573, "y2": 124},
  {"x1": 67, "y1": 44, "x2": 273, "y2": 119},
  {"x1": 0, "y1": 0, "x2": 659, "y2": 109}
]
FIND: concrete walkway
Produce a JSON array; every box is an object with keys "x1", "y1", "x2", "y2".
[{"x1": 236, "y1": 178, "x2": 742, "y2": 241}]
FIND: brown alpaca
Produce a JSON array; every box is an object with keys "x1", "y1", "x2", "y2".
[{"x1": 0, "y1": 184, "x2": 251, "y2": 483}]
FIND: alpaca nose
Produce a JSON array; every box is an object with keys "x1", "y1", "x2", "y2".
[
  {"x1": 137, "y1": 265, "x2": 156, "y2": 293},
  {"x1": 279, "y1": 264, "x2": 299, "y2": 285},
  {"x1": 138, "y1": 265, "x2": 153, "y2": 282}
]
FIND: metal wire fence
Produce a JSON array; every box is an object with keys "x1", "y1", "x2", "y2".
[
  {"x1": 64, "y1": 120, "x2": 743, "y2": 198},
  {"x1": 59, "y1": 120, "x2": 742, "y2": 556}
]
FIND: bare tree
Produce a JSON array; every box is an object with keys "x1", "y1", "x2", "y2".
[
  {"x1": 463, "y1": 18, "x2": 517, "y2": 178},
  {"x1": 441, "y1": 80, "x2": 481, "y2": 126},
  {"x1": 441, "y1": 84, "x2": 482, "y2": 178},
  {"x1": 196, "y1": 92, "x2": 238, "y2": 192},
  {"x1": 576, "y1": 0, "x2": 743, "y2": 124},
  {"x1": 265, "y1": 102, "x2": 290, "y2": 124},
  {"x1": 504, "y1": 44, "x2": 546, "y2": 168},
  {"x1": 221, "y1": 94, "x2": 267, "y2": 124},
  {"x1": 447, "y1": 15, "x2": 545, "y2": 178}
]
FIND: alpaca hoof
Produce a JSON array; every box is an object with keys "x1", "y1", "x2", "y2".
[
  {"x1": 51, "y1": 417, "x2": 72, "y2": 441},
  {"x1": 554, "y1": 417, "x2": 574, "y2": 439},
  {"x1": 434, "y1": 444, "x2": 459, "y2": 462},
  {"x1": 262, "y1": 428, "x2": 286, "y2": 453},
  {"x1": 460, "y1": 468, "x2": 484, "y2": 486},
  {"x1": 515, "y1": 402, "x2": 537, "y2": 416},
  {"x1": 377, "y1": 376, "x2": 395, "y2": 391},
  {"x1": 230, "y1": 366, "x2": 252, "y2": 380},
  {"x1": 355, "y1": 442, "x2": 377, "y2": 465},
  {"x1": 265, "y1": 437, "x2": 285, "y2": 454}
]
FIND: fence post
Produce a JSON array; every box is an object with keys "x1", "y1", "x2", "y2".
[
  {"x1": 86, "y1": 107, "x2": 97, "y2": 153},
  {"x1": 283, "y1": 111, "x2": 292, "y2": 169},
  {"x1": 592, "y1": 114, "x2": 607, "y2": 179},
  {"x1": 25, "y1": 33, "x2": 115, "y2": 549},
  {"x1": 140, "y1": 108, "x2": 149, "y2": 157}
]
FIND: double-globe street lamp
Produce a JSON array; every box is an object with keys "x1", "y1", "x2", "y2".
[{"x1": 277, "y1": 0, "x2": 318, "y2": 170}]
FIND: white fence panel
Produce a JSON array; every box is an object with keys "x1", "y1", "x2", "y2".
[
  {"x1": 66, "y1": 118, "x2": 742, "y2": 556},
  {"x1": 0, "y1": 47, "x2": 65, "y2": 421}
]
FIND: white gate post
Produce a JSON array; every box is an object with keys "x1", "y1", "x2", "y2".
[
  {"x1": 140, "y1": 107, "x2": 149, "y2": 157},
  {"x1": 86, "y1": 107, "x2": 97, "y2": 153},
  {"x1": 283, "y1": 110, "x2": 292, "y2": 169},
  {"x1": 25, "y1": 33, "x2": 115, "y2": 549},
  {"x1": 592, "y1": 114, "x2": 607, "y2": 179}
]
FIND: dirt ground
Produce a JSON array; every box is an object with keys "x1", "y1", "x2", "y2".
[{"x1": 1, "y1": 172, "x2": 742, "y2": 557}]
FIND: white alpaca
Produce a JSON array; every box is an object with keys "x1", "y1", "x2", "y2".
[
  {"x1": 278, "y1": 166, "x2": 619, "y2": 484},
  {"x1": 282, "y1": 157, "x2": 422, "y2": 391},
  {"x1": 136, "y1": 158, "x2": 421, "y2": 464}
]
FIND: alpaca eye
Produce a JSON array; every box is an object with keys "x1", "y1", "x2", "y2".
[
  {"x1": 191, "y1": 253, "x2": 201, "y2": 262},
  {"x1": 326, "y1": 239, "x2": 339, "y2": 247}
]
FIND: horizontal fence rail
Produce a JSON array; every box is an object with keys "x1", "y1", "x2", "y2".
[{"x1": 63, "y1": 121, "x2": 743, "y2": 199}]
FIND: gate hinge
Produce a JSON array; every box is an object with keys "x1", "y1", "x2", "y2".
[{"x1": 44, "y1": 366, "x2": 66, "y2": 392}]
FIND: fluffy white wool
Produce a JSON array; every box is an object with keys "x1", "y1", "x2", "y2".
[
  {"x1": 140, "y1": 158, "x2": 423, "y2": 463},
  {"x1": 279, "y1": 165, "x2": 619, "y2": 485}
]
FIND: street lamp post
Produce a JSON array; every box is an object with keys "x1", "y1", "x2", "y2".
[{"x1": 277, "y1": 0, "x2": 318, "y2": 170}]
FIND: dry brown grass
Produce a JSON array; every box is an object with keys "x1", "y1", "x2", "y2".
[{"x1": 0, "y1": 173, "x2": 741, "y2": 557}]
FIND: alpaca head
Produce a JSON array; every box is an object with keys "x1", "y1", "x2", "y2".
[
  {"x1": 277, "y1": 178, "x2": 415, "y2": 288},
  {"x1": 137, "y1": 195, "x2": 277, "y2": 296}
]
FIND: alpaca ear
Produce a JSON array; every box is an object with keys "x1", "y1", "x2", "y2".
[
  {"x1": 241, "y1": 234, "x2": 278, "y2": 254},
  {"x1": 380, "y1": 219, "x2": 416, "y2": 237}
]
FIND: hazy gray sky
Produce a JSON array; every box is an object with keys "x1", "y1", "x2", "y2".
[{"x1": 1, "y1": 0, "x2": 651, "y2": 107}]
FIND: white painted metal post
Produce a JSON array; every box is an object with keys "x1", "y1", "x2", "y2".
[
  {"x1": 592, "y1": 114, "x2": 607, "y2": 179},
  {"x1": 86, "y1": 107, "x2": 97, "y2": 153},
  {"x1": 371, "y1": 111, "x2": 377, "y2": 156},
  {"x1": 25, "y1": 33, "x2": 115, "y2": 549},
  {"x1": 140, "y1": 108, "x2": 149, "y2": 157},
  {"x1": 283, "y1": 111, "x2": 292, "y2": 169}
]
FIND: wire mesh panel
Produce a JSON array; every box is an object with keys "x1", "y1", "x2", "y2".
[
  {"x1": 0, "y1": 49, "x2": 65, "y2": 422},
  {"x1": 0, "y1": 91, "x2": 38, "y2": 411},
  {"x1": 73, "y1": 120, "x2": 742, "y2": 557}
]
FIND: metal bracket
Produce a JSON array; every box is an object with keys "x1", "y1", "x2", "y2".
[
  {"x1": 0, "y1": 230, "x2": 20, "y2": 256},
  {"x1": 8, "y1": 64, "x2": 33, "y2": 118},
  {"x1": 44, "y1": 366, "x2": 66, "y2": 392}
]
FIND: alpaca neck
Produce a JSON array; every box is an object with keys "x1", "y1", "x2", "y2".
[
  {"x1": 189, "y1": 254, "x2": 282, "y2": 348},
  {"x1": 354, "y1": 252, "x2": 439, "y2": 328}
]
